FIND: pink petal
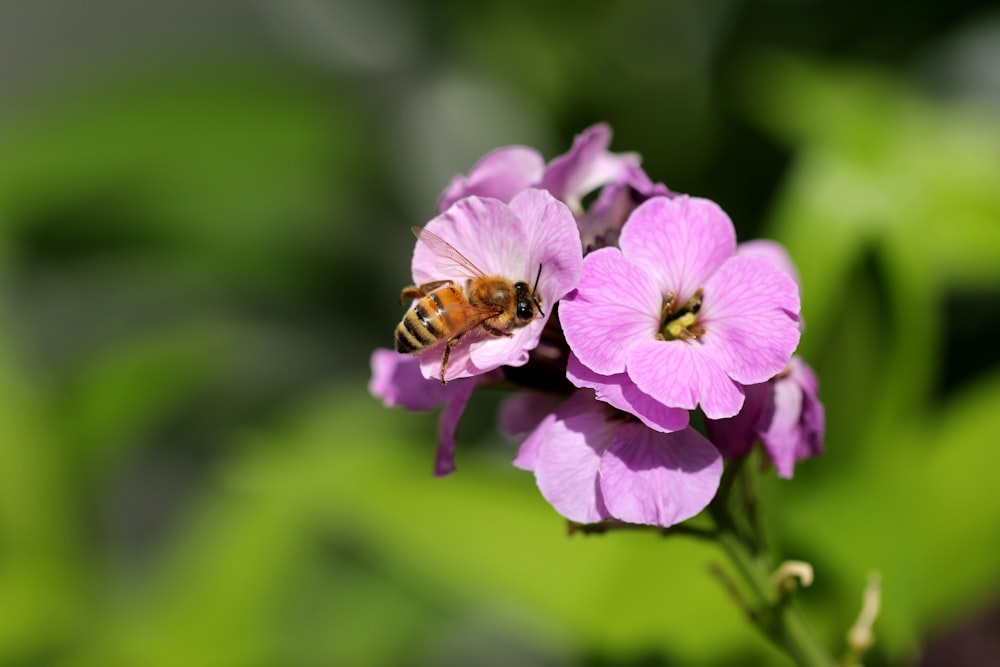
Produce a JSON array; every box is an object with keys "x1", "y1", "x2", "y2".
[
  {"x1": 468, "y1": 324, "x2": 539, "y2": 373},
  {"x1": 699, "y1": 255, "x2": 801, "y2": 385},
  {"x1": 538, "y1": 123, "x2": 638, "y2": 209},
  {"x1": 512, "y1": 422, "x2": 543, "y2": 471},
  {"x1": 600, "y1": 424, "x2": 722, "y2": 527},
  {"x1": 619, "y1": 196, "x2": 736, "y2": 303},
  {"x1": 791, "y1": 359, "x2": 825, "y2": 464},
  {"x1": 705, "y1": 381, "x2": 771, "y2": 459},
  {"x1": 577, "y1": 164, "x2": 673, "y2": 253},
  {"x1": 790, "y1": 355, "x2": 820, "y2": 397},
  {"x1": 760, "y1": 357, "x2": 825, "y2": 478},
  {"x1": 527, "y1": 391, "x2": 616, "y2": 524},
  {"x1": 758, "y1": 377, "x2": 803, "y2": 479},
  {"x1": 619, "y1": 163, "x2": 673, "y2": 200},
  {"x1": 437, "y1": 146, "x2": 545, "y2": 212},
  {"x1": 414, "y1": 196, "x2": 528, "y2": 286},
  {"x1": 434, "y1": 377, "x2": 480, "y2": 477},
  {"x1": 560, "y1": 248, "x2": 661, "y2": 375},
  {"x1": 566, "y1": 354, "x2": 689, "y2": 433},
  {"x1": 625, "y1": 338, "x2": 746, "y2": 419},
  {"x1": 414, "y1": 327, "x2": 538, "y2": 383},
  {"x1": 737, "y1": 239, "x2": 800, "y2": 286},
  {"x1": 369, "y1": 348, "x2": 453, "y2": 410},
  {"x1": 416, "y1": 335, "x2": 491, "y2": 384},
  {"x1": 509, "y1": 188, "x2": 584, "y2": 306}
]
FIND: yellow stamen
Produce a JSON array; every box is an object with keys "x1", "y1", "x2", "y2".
[{"x1": 666, "y1": 312, "x2": 698, "y2": 339}]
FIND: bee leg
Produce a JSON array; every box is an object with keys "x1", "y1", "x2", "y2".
[
  {"x1": 419, "y1": 279, "x2": 453, "y2": 292},
  {"x1": 400, "y1": 280, "x2": 453, "y2": 304},
  {"x1": 481, "y1": 322, "x2": 513, "y2": 337},
  {"x1": 399, "y1": 286, "x2": 422, "y2": 303},
  {"x1": 439, "y1": 333, "x2": 464, "y2": 384}
]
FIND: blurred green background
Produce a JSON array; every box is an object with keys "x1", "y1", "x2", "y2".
[{"x1": 2, "y1": 1, "x2": 999, "y2": 666}]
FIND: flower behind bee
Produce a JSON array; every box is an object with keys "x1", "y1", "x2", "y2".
[
  {"x1": 437, "y1": 123, "x2": 643, "y2": 215},
  {"x1": 411, "y1": 188, "x2": 583, "y2": 383}
]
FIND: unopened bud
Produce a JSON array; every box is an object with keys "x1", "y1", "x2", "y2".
[{"x1": 770, "y1": 559, "x2": 815, "y2": 596}]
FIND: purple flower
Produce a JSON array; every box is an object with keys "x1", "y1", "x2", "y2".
[
  {"x1": 437, "y1": 123, "x2": 642, "y2": 214},
  {"x1": 707, "y1": 358, "x2": 825, "y2": 479},
  {"x1": 561, "y1": 195, "x2": 801, "y2": 421},
  {"x1": 577, "y1": 163, "x2": 673, "y2": 253},
  {"x1": 412, "y1": 189, "x2": 583, "y2": 383},
  {"x1": 513, "y1": 390, "x2": 722, "y2": 527},
  {"x1": 438, "y1": 146, "x2": 545, "y2": 213},
  {"x1": 565, "y1": 352, "x2": 689, "y2": 433},
  {"x1": 369, "y1": 348, "x2": 498, "y2": 476},
  {"x1": 536, "y1": 123, "x2": 640, "y2": 213}
]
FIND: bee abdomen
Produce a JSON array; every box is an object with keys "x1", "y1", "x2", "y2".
[{"x1": 395, "y1": 301, "x2": 444, "y2": 354}]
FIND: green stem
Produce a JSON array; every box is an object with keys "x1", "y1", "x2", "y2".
[
  {"x1": 573, "y1": 456, "x2": 839, "y2": 667},
  {"x1": 708, "y1": 457, "x2": 837, "y2": 667},
  {"x1": 714, "y1": 528, "x2": 835, "y2": 667},
  {"x1": 707, "y1": 457, "x2": 834, "y2": 667}
]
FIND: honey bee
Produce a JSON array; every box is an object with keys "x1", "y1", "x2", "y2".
[{"x1": 395, "y1": 226, "x2": 544, "y2": 383}]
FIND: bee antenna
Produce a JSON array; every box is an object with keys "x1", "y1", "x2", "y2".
[{"x1": 532, "y1": 264, "x2": 545, "y2": 317}]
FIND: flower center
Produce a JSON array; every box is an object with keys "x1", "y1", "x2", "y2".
[{"x1": 656, "y1": 287, "x2": 705, "y2": 341}]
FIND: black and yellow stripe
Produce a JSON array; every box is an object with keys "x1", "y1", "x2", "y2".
[{"x1": 395, "y1": 296, "x2": 446, "y2": 353}]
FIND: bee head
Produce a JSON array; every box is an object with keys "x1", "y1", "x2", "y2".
[
  {"x1": 514, "y1": 265, "x2": 545, "y2": 322},
  {"x1": 514, "y1": 282, "x2": 535, "y2": 321}
]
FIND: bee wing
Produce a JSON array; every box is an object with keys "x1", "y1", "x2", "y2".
[
  {"x1": 412, "y1": 226, "x2": 487, "y2": 279},
  {"x1": 443, "y1": 300, "x2": 500, "y2": 324}
]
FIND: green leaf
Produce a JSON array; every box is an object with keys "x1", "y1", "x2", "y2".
[
  {"x1": 56, "y1": 322, "x2": 231, "y2": 479},
  {"x1": 0, "y1": 60, "x2": 369, "y2": 285},
  {"x1": 0, "y1": 324, "x2": 88, "y2": 664}
]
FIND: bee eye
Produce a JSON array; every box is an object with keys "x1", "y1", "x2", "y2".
[{"x1": 513, "y1": 282, "x2": 534, "y2": 321}]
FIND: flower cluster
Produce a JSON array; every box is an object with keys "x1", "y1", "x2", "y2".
[{"x1": 370, "y1": 124, "x2": 824, "y2": 527}]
